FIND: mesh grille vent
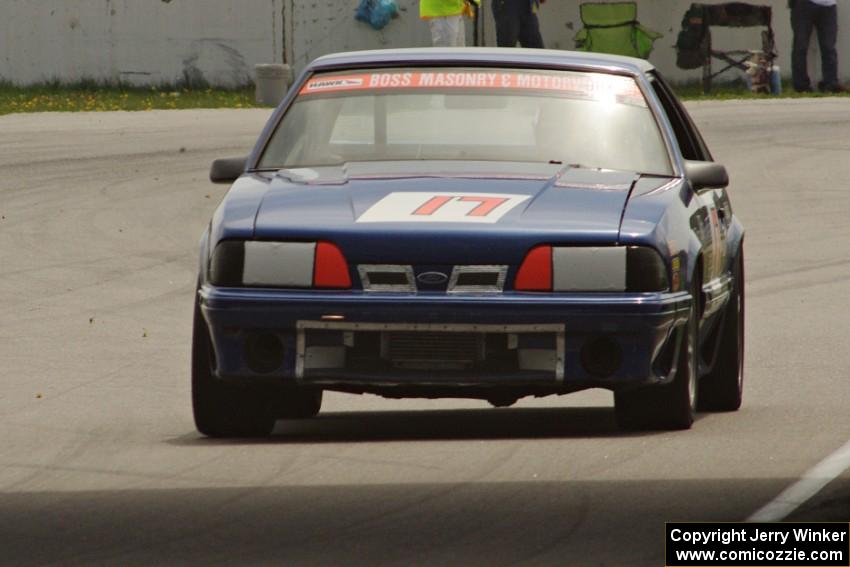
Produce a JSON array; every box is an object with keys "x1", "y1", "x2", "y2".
[{"x1": 383, "y1": 332, "x2": 483, "y2": 363}]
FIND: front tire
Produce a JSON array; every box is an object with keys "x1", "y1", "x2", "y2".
[
  {"x1": 277, "y1": 388, "x2": 323, "y2": 419},
  {"x1": 192, "y1": 292, "x2": 276, "y2": 438},
  {"x1": 615, "y1": 277, "x2": 699, "y2": 431},
  {"x1": 698, "y1": 249, "x2": 744, "y2": 411}
]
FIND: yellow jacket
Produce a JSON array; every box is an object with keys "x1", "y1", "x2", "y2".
[{"x1": 420, "y1": 0, "x2": 479, "y2": 19}]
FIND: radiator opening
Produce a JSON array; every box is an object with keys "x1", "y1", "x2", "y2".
[{"x1": 295, "y1": 322, "x2": 565, "y2": 382}]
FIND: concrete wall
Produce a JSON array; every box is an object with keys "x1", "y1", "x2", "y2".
[
  {"x1": 0, "y1": 0, "x2": 846, "y2": 87},
  {"x1": 285, "y1": 0, "x2": 432, "y2": 74},
  {"x1": 0, "y1": 0, "x2": 283, "y2": 87}
]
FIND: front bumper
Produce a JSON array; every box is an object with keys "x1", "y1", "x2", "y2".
[{"x1": 200, "y1": 285, "x2": 691, "y2": 392}]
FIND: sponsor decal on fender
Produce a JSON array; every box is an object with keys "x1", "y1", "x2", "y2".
[{"x1": 357, "y1": 192, "x2": 530, "y2": 224}]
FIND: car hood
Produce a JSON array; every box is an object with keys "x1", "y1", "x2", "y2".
[{"x1": 230, "y1": 162, "x2": 671, "y2": 264}]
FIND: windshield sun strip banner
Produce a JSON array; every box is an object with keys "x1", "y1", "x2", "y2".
[{"x1": 300, "y1": 70, "x2": 645, "y2": 106}]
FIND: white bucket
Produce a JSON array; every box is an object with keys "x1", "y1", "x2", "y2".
[{"x1": 254, "y1": 64, "x2": 292, "y2": 107}]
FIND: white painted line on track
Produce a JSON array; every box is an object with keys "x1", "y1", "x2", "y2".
[{"x1": 748, "y1": 438, "x2": 850, "y2": 522}]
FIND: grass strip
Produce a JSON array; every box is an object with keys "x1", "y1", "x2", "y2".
[
  {"x1": 675, "y1": 81, "x2": 850, "y2": 100},
  {"x1": 0, "y1": 83, "x2": 262, "y2": 115}
]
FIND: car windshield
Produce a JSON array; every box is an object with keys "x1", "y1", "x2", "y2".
[{"x1": 258, "y1": 67, "x2": 673, "y2": 175}]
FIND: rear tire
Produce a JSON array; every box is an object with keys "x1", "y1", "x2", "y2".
[
  {"x1": 698, "y1": 250, "x2": 744, "y2": 411},
  {"x1": 615, "y1": 277, "x2": 698, "y2": 431},
  {"x1": 192, "y1": 293, "x2": 276, "y2": 438}
]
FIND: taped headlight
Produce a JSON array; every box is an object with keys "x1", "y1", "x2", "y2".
[
  {"x1": 208, "y1": 240, "x2": 351, "y2": 289},
  {"x1": 552, "y1": 247, "x2": 626, "y2": 291},
  {"x1": 515, "y1": 245, "x2": 668, "y2": 292}
]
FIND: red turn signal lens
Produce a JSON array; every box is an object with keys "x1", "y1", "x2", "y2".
[
  {"x1": 515, "y1": 245, "x2": 552, "y2": 291},
  {"x1": 313, "y1": 241, "x2": 351, "y2": 289}
]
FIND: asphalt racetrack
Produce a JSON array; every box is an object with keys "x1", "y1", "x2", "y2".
[{"x1": 1, "y1": 100, "x2": 849, "y2": 565}]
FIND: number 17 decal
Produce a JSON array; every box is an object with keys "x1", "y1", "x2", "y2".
[
  {"x1": 413, "y1": 196, "x2": 511, "y2": 217},
  {"x1": 358, "y1": 192, "x2": 530, "y2": 224}
]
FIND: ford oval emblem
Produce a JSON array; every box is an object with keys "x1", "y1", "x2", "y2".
[{"x1": 417, "y1": 271, "x2": 449, "y2": 285}]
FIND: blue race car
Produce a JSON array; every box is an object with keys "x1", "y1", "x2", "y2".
[{"x1": 194, "y1": 48, "x2": 744, "y2": 436}]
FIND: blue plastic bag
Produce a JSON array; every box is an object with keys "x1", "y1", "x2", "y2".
[
  {"x1": 355, "y1": 0, "x2": 371, "y2": 24},
  {"x1": 355, "y1": 0, "x2": 399, "y2": 31}
]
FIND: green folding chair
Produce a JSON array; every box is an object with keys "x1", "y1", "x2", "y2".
[{"x1": 574, "y1": 2, "x2": 662, "y2": 60}]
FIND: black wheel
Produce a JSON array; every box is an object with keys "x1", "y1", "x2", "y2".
[
  {"x1": 698, "y1": 249, "x2": 744, "y2": 411},
  {"x1": 615, "y1": 277, "x2": 699, "y2": 431},
  {"x1": 192, "y1": 293, "x2": 276, "y2": 438},
  {"x1": 277, "y1": 387, "x2": 323, "y2": 419}
]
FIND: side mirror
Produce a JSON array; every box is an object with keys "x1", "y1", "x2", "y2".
[
  {"x1": 684, "y1": 160, "x2": 729, "y2": 191},
  {"x1": 210, "y1": 156, "x2": 248, "y2": 184}
]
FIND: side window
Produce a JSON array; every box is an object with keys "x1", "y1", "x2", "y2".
[{"x1": 648, "y1": 72, "x2": 712, "y2": 162}]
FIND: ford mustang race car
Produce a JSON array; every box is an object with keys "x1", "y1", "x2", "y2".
[{"x1": 193, "y1": 48, "x2": 744, "y2": 437}]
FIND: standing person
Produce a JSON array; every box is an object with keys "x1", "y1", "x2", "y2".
[
  {"x1": 420, "y1": 0, "x2": 479, "y2": 47},
  {"x1": 492, "y1": 0, "x2": 545, "y2": 48},
  {"x1": 790, "y1": 0, "x2": 840, "y2": 92}
]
